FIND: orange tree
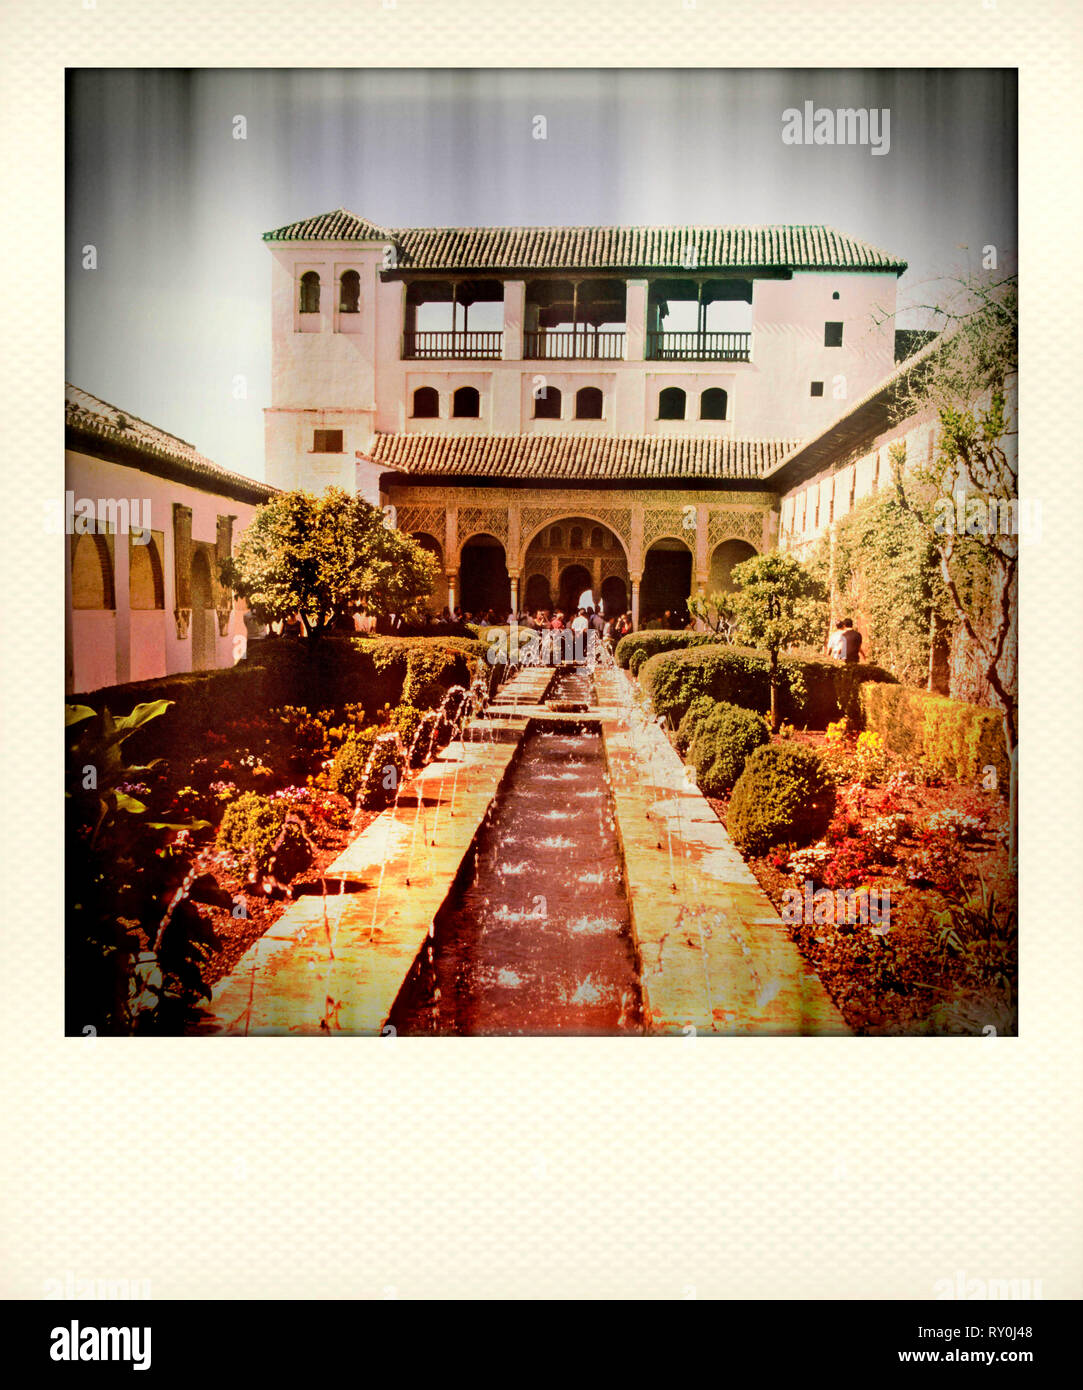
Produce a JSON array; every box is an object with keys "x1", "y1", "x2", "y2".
[
  {"x1": 729, "y1": 552, "x2": 828, "y2": 732},
  {"x1": 224, "y1": 487, "x2": 439, "y2": 641}
]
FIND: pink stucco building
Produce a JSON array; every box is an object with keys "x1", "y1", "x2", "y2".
[
  {"x1": 261, "y1": 208, "x2": 920, "y2": 621},
  {"x1": 65, "y1": 385, "x2": 275, "y2": 694}
]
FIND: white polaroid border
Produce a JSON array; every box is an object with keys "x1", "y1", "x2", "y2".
[{"x1": 0, "y1": 0, "x2": 1079, "y2": 1300}]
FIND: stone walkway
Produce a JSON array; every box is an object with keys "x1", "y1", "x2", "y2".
[
  {"x1": 596, "y1": 671, "x2": 848, "y2": 1035},
  {"x1": 197, "y1": 719, "x2": 524, "y2": 1035},
  {"x1": 197, "y1": 664, "x2": 847, "y2": 1036}
]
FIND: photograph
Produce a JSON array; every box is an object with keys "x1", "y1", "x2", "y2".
[
  {"x1": 2, "y1": 0, "x2": 1081, "y2": 1337},
  {"x1": 63, "y1": 66, "x2": 1019, "y2": 1038}
]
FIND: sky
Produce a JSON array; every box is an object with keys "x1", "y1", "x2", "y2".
[{"x1": 66, "y1": 68, "x2": 1017, "y2": 483}]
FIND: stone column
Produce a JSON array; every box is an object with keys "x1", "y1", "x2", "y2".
[
  {"x1": 509, "y1": 575, "x2": 519, "y2": 614},
  {"x1": 507, "y1": 503, "x2": 521, "y2": 575},
  {"x1": 215, "y1": 514, "x2": 235, "y2": 636},
  {"x1": 625, "y1": 278, "x2": 648, "y2": 361},
  {"x1": 630, "y1": 574, "x2": 641, "y2": 629},
  {"x1": 114, "y1": 527, "x2": 131, "y2": 685},
  {"x1": 503, "y1": 279, "x2": 525, "y2": 361},
  {"x1": 591, "y1": 555, "x2": 602, "y2": 596},
  {"x1": 630, "y1": 505, "x2": 644, "y2": 577},
  {"x1": 64, "y1": 532, "x2": 75, "y2": 694},
  {"x1": 446, "y1": 571, "x2": 458, "y2": 613},
  {"x1": 172, "y1": 503, "x2": 192, "y2": 639},
  {"x1": 444, "y1": 506, "x2": 458, "y2": 575},
  {"x1": 696, "y1": 503, "x2": 710, "y2": 577}
]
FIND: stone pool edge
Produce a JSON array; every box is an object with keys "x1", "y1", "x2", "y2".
[{"x1": 596, "y1": 673, "x2": 850, "y2": 1036}]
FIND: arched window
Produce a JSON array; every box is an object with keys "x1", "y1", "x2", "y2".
[
  {"x1": 412, "y1": 386, "x2": 439, "y2": 419},
  {"x1": 299, "y1": 271, "x2": 320, "y2": 314},
  {"x1": 71, "y1": 532, "x2": 114, "y2": 610},
  {"x1": 453, "y1": 386, "x2": 480, "y2": 418},
  {"x1": 129, "y1": 535, "x2": 164, "y2": 610},
  {"x1": 570, "y1": 526, "x2": 583, "y2": 549},
  {"x1": 658, "y1": 386, "x2": 686, "y2": 420},
  {"x1": 339, "y1": 270, "x2": 360, "y2": 313},
  {"x1": 590, "y1": 527, "x2": 603, "y2": 549},
  {"x1": 533, "y1": 385, "x2": 561, "y2": 419},
  {"x1": 700, "y1": 387, "x2": 728, "y2": 420},
  {"x1": 549, "y1": 527, "x2": 563, "y2": 548},
  {"x1": 575, "y1": 386, "x2": 603, "y2": 420}
]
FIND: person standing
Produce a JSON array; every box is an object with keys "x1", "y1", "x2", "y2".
[
  {"x1": 827, "y1": 620, "x2": 846, "y2": 659},
  {"x1": 841, "y1": 618, "x2": 864, "y2": 663}
]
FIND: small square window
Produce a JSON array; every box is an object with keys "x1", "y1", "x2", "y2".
[
  {"x1": 810, "y1": 381, "x2": 824, "y2": 397},
  {"x1": 313, "y1": 429, "x2": 343, "y2": 453},
  {"x1": 824, "y1": 321, "x2": 844, "y2": 347}
]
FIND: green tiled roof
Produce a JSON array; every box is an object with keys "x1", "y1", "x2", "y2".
[
  {"x1": 264, "y1": 209, "x2": 907, "y2": 274},
  {"x1": 366, "y1": 432, "x2": 801, "y2": 482}
]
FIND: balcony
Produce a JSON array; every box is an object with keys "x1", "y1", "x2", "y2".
[
  {"x1": 523, "y1": 329, "x2": 626, "y2": 361},
  {"x1": 403, "y1": 329, "x2": 503, "y2": 360},
  {"x1": 646, "y1": 330, "x2": 751, "y2": 362}
]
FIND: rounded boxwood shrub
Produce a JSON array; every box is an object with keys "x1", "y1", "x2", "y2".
[
  {"x1": 217, "y1": 791, "x2": 311, "y2": 882},
  {"x1": 641, "y1": 642, "x2": 895, "y2": 729},
  {"x1": 386, "y1": 703, "x2": 438, "y2": 766},
  {"x1": 614, "y1": 630, "x2": 716, "y2": 670},
  {"x1": 688, "y1": 702, "x2": 770, "y2": 796},
  {"x1": 629, "y1": 649, "x2": 649, "y2": 677},
  {"x1": 329, "y1": 729, "x2": 407, "y2": 806},
  {"x1": 674, "y1": 695, "x2": 716, "y2": 755},
  {"x1": 726, "y1": 744, "x2": 836, "y2": 856}
]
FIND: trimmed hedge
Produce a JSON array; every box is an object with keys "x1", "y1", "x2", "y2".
[
  {"x1": 727, "y1": 744, "x2": 836, "y2": 856},
  {"x1": 687, "y1": 701, "x2": 770, "y2": 796},
  {"x1": 216, "y1": 791, "x2": 311, "y2": 881},
  {"x1": 858, "y1": 682, "x2": 1011, "y2": 789},
  {"x1": 614, "y1": 629, "x2": 718, "y2": 670},
  {"x1": 70, "y1": 635, "x2": 487, "y2": 759},
  {"x1": 674, "y1": 695, "x2": 717, "y2": 756},
  {"x1": 329, "y1": 728, "x2": 407, "y2": 806},
  {"x1": 640, "y1": 642, "x2": 895, "y2": 730}
]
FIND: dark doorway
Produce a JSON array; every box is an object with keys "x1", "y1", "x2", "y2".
[
  {"x1": 525, "y1": 574, "x2": 551, "y2": 613},
  {"x1": 600, "y1": 576, "x2": 627, "y2": 617},
  {"x1": 641, "y1": 545, "x2": 692, "y2": 625},
  {"x1": 459, "y1": 536, "x2": 509, "y2": 616},
  {"x1": 558, "y1": 563, "x2": 593, "y2": 615},
  {"x1": 708, "y1": 539, "x2": 757, "y2": 594}
]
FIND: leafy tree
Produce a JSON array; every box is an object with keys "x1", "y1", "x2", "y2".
[
  {"x1": 729, "y1": 553, "x2": 827, "y2": 731},
  {"x1": 886, "y1": 274, "x2": 1018, "y2": 856},
  {"x1": 808, "y1": 495, "x2": 951, "y2": 689},
  {"x1": 686, "y1": 590, "x2": 738, "y2": 642},
  {"x1": 223, "y1": 488, "x2": 439, "y2": 641}
]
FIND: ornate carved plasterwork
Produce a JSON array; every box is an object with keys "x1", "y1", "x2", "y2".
[
  {"x1": 519, "y1": 505, "x2": 631, "y2": 554},
  {"x1": 642, "y1": 507, "x2": 694, "y2": 549},
  {"x1": 706, "y1": 507, "x2": 767, "y2": 551},
  {"x1": 456, "y1": 505, "x2": 508, "y2": 549},
  {"x1": 395, "y1": 503, "x2": 447, "y2": 546}
]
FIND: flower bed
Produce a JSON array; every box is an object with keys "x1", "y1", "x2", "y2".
[
  {"x1": 683, "y1": 714, "x2": 1016, "y2": 1035},
  {"x1": 66, "y1": 684, "x2": 472, "y2": 1035}
]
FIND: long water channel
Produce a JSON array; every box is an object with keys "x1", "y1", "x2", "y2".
[{"x1": 389, "y1": 668, "x2": 645, "y2": 1035}]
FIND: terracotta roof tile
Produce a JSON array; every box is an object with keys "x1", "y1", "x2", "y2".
[
  {"x1": 365, "y1": 432, "x2": 801, "y2": 482},
  {"x1": 264, "y1": 209, "x2": 906, "y2": 274},
  {"x1": 65, "y1": 385, "x2": 276, "y2": 504},
  {"x1": 262, "y1": 208, "x2": 392, "y2": 242}
]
